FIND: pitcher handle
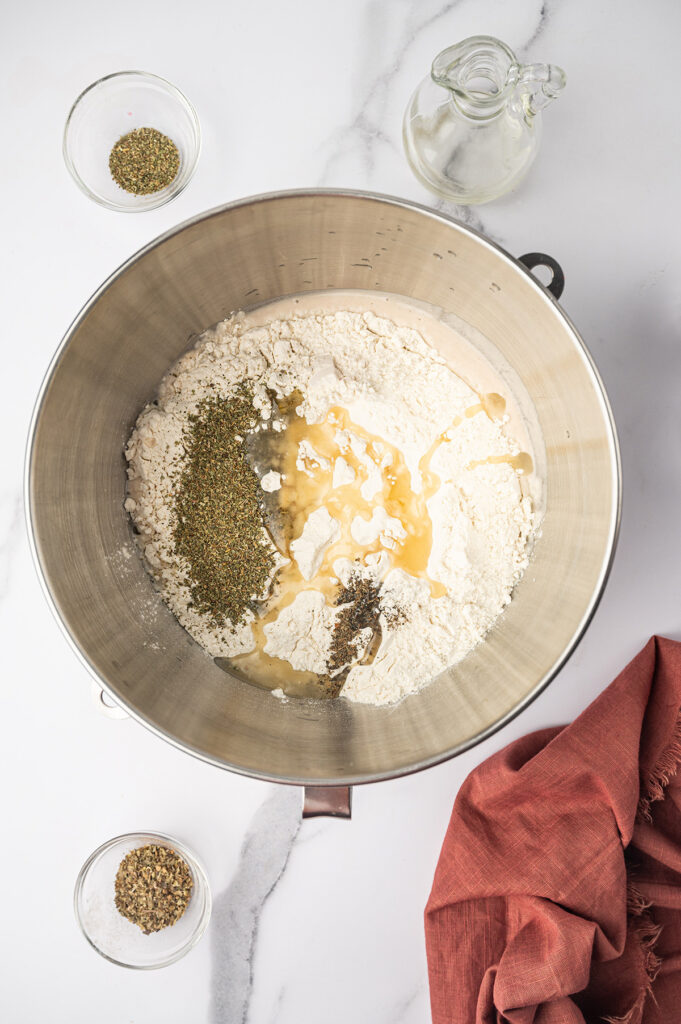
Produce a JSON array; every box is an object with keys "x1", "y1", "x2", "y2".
[{"x1": 518, "y1": 63, "x2": 566, "y2": 116}]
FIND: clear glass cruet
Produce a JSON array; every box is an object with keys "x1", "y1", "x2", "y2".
[{"x1": 403, "y1": 36, "x2": 566, "y2": 204}]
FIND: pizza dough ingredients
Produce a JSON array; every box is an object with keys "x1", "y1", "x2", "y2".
[{"x1": 125, "y1": 302, "x2": 537, "y2": 705}]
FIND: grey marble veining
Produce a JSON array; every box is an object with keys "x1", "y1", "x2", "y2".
[
  {"x1": 431, "y1": 197, "x2": 488, "y2": 238},
  {"x1": 519, "y1": 0, "x2": 553, "y2": 53},
  {"x1": 320, "y1": 0, "x2": 466, "y2": 184},
  {"x1": 385, "y1": 984, "x2": 428, "y2": 1024},
  {"x1": 209, "y1": 787, "x2": 302, "y2": 1024}
]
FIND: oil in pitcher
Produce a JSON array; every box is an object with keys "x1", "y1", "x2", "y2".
[{"x1": 403, "y1": 35, "x2": 566, "y2": 205}]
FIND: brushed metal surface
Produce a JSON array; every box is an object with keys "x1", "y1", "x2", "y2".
[
  {"x1": 303, "y1": 787, "x2": 352, "y2": 819},
  {"x1": 26, "y1": 190, "x2": 621, "y2": 786}
]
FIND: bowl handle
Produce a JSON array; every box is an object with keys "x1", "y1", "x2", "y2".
[
  {"x1": 303, "y1": 786, "x2": 353, "y2": 819},
  {"x1": 91, "y1": 683, "x2": 129, "y2": 720},
  {"x1": 518, "y1": 252, "x2": 565, "y2": 300}
]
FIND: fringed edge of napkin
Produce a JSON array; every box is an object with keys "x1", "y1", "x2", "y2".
[
  {"x1": 637, "y1": 711, "x2": 681, "y2": 823},
  {"x1": 602, "y1": 884, "x2": 662, "y2": 1024},
  {"x1": 602, "y1": 711, "x2": 681, "y2": 1024}
]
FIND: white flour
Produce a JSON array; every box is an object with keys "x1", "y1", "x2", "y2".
[
  {"x1": 290, "y1": 507, "x2": 340, "y2": 580},
  {"x1": 260, "y1": 470, "x2": 281, "y2": 492},
  {"x1": 126, "y1": 301, "x2": 536, "y2": 706},
  {"x1": 263, "y1": 590, "x2": 335, "y2": 674}
]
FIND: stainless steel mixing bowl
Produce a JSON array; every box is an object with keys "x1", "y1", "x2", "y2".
[{"x1": 26, "y1": 190, "x2": 620, "y2": 791}]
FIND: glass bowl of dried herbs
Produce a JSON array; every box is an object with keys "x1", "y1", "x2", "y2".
[
  {"x1": 74, "y1": 831, "x2": 211, "y2": 968},
  {"x1": 63, "y1": 71, "x2": 200, "y2": 212}
]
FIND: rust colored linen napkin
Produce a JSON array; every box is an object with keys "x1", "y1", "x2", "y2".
[{"x1": 425, "y1": 636, "x2": 681, "y2": 1024}]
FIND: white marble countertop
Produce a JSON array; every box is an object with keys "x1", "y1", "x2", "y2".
[{"x1": 3, "y1": 1, "x2": 681, "y2": 1021}]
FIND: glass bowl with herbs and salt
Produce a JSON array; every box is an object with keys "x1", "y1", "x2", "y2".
[
  {"x1": 63, "y1": 71, "x2": 200, "y2": 212},
  {"x1": 74, "y1": 831, "x2": 211, "y2": 968}
]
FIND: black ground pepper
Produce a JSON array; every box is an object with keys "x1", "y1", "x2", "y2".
[
  {"x1": 323, "y1": 571, "x2": 406, "y2": 697},
  {"x1": 329, "y1": 573, "x2": 384, "y2": 674}
]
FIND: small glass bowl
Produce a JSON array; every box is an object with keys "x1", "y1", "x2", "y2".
[
  {"x1": 74, "y1": 831, "x2": 211, "y2": 969},
  {"x1": 63, "y1": 71, "x2": 201, "y2": 212}
]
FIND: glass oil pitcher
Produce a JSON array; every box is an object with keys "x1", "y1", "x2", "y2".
[{"x1": 403, "y1": 36, "x2": 566, "y2": 205}]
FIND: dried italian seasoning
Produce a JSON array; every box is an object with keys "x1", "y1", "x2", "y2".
[
  {"x1": 173, "y1": 389, "x2": 275, "y2": 627},
  {"x1": 114, "y1": 844, "x2": 193, "y2": 934},
  {"x1": 109, "y1": 127, "x2": 180, "y2": 195}
]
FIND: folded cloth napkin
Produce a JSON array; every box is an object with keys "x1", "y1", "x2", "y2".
[{"x1": 425, "y1": 637, "x2": 681, "y2": 1024}]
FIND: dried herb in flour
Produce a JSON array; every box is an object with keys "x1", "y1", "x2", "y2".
[
  {"x1": 323, "y1": 571, "x2": 407, "y2": 697},
  {"x1": 329, "y1": 574, "x2": 383, "y2": 673},
  {"x1": 114, "y1": 844, "x2": 193, "y2": 934},
  {"x1": 173, "y1": 388, "x2": 275, "y2": 628}
]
